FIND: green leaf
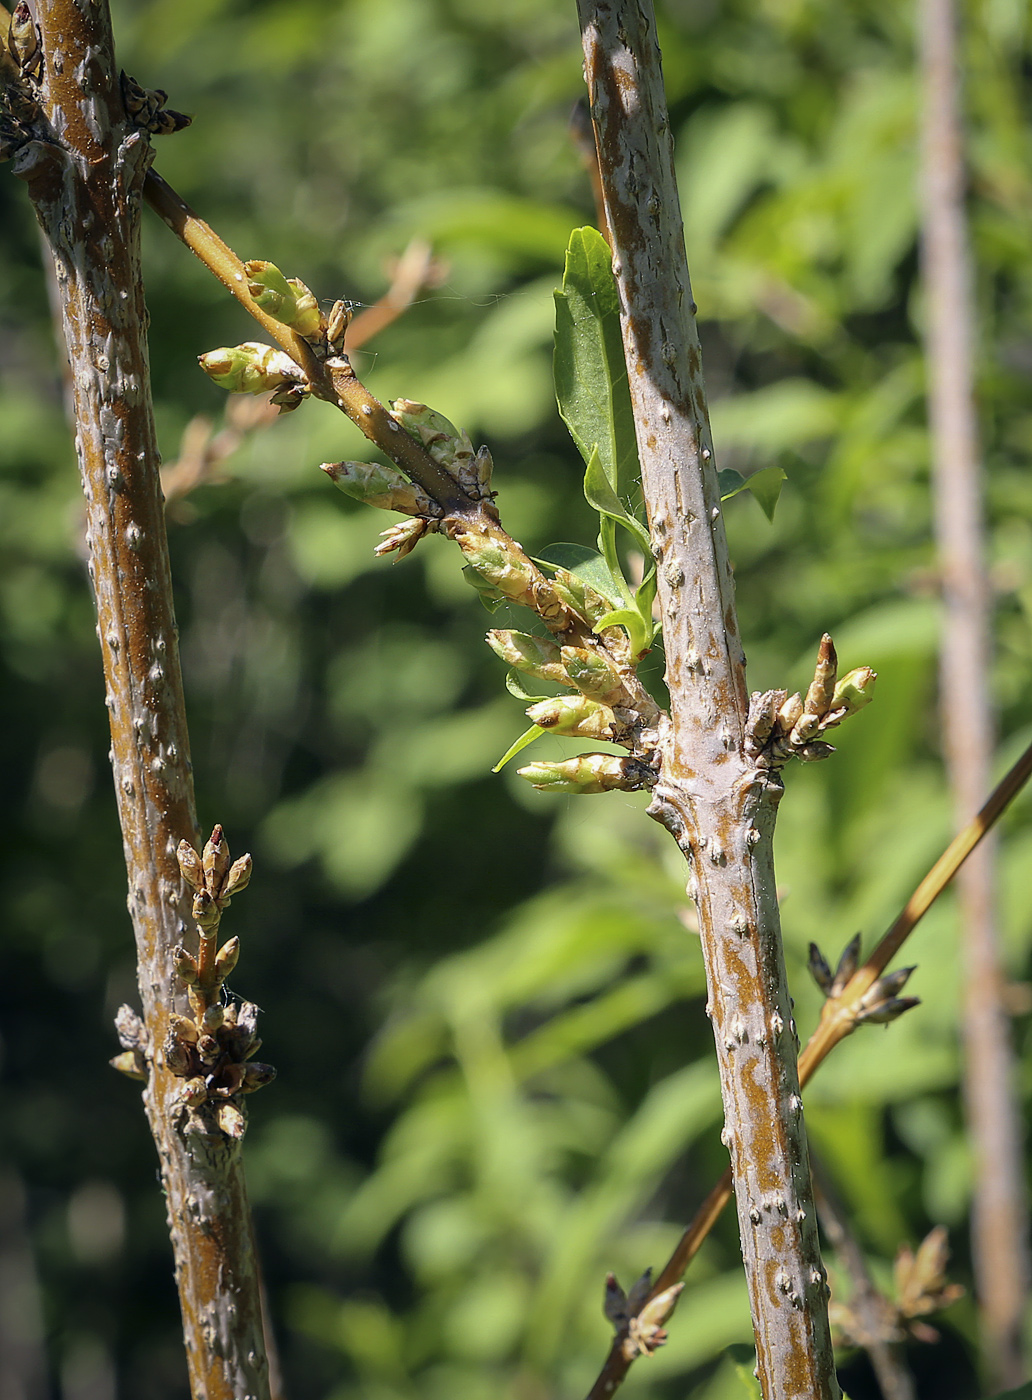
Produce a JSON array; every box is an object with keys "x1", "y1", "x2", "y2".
[
  {"x1": 553, "y1": 226, "x2": 638, "y2": 494},
  {"x1": 725, "y1": 1345, "x2": 762, "y2": 1398},
  {"x1": 462, "y1": 564, "x2": 507, "y2": 613},
  {"x1": 492, "y1": 724, "x2": 546, "y2": 773},
  {"x1": 504, "y1": 669, "x2": 549, "y2": 703},
  {"x1": 718, "y1": 468, "x2": 749, "y2": 501},
  {"x1": 744, "y1": 464, "x2": 786, "y2": 521},
  {"x1": 593, "y1": 606, "x2": 652, "y2": 659},
  {"x1": 534, "y1": 542, "x2": 626, "y2": 608},
  {"x1": 583, "y1": 447, "x2": 652, "y2": 557}
]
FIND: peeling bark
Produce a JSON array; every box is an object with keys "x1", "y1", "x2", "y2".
[
  {"x1": 576, "y1": 5, "x2": 839, "y2": 1397},
  {"x1": 14, "y1": 4, "x2": 269, "y2": 1397}
]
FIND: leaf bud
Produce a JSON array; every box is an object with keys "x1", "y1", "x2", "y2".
[
  {"x1": 172, "y1": 945, "x2": 198, "y2": 984},
  {"x1": 803, "y1": 633, "x2": 838, "y2": 720},
  {"x1": 326, "y1": 299, "x2": 352, "y2": 353},
  {"x1": 181, "y1": 1076, "x2": 208, "y2": 1106},
  {"x1": 831, "y1": 666, "x2": 877, "y2": 717},
  {"x1": 374, "y1": 517, "x2": 430, "y2": 558},
  {"x1": 177, "y1": 839, "x2": 204, "y2": 892},
  {"x1": 560, "y1": 646, "x2": 620, "y2": 700},
  {"x1": 241, "y1": 1062, "x2": 277, "y2": 1093},
  {"x1": 163, "y1": 1030, "x2": 193, "y2": 1077},
  {"x1": 604, "y1": 1274, "x2": 628, "y2": 1327},
  {"x1": 389, "y1": 399, "x2": 475, "y2": 475},
  {"x1": 486, "y1": 630, "x2": 567, "y2": 684},
  {"x1": 286, "y1": 278, "x2": 324, "y2": 338},
  {"x1": 110, "y1": 1050, "x2": 147, "y2": 1081},
  {"x1": 855, "y1": 995, "x2": 921, "y2": 1026},
  {"x1": 222, "y1": 855, "x2": 252, "y2": 901},
  {"x1": 321, "y1": 460, "x2": 435, "y2": 516},
  {"x1": 454, "y1": 529, "x2": 536, "y2": 604},
  {"x1": 202, "y1": 824, "x2": 231, "y2": 893},
  {"x1": 193, "y1": 888, "x2": 221, "y2": 933},
  {"x1": 244, "y1": 259, "x2": 294, "y2": 319},
  {"x1": 860, "y1": 965, "x2": 916, "y2": 1007},
  {"x1": 777, "y1": 692, "x2": 804, "y2": 731},
  {"x1": 9, "y1": 3, "x2": 38, "y2": 70},
  {"x1": 807, "y1": 943, "x2": 834, "y2": 997},
  {"x1": 169, "y1": 1013, "x2": 199, "y2": 1045},
  {"x1": 214, "y1": 936, "x2": 241, "y2": 981},
  {"x1": 198, "y1": 342, "x2": 304, "y2": 396},
  {"x1": 115, "y1": 1004, "x2": 145, "y2": 1051},
  {"x1": 202, "y1": 1004, "x2": 225, "y2": 1033},
  {"x1": 457, "y1": 444, "x2": 493, "y2": 499},
  {"x1": 517, "y1": 752, "x2": 646, "y2": 795},
  {"x1": 626, "y1": 1268, "x2": 653, "y2": 1313},
  {"x1": 831, "y1": 932, "x2": 862, "y2": 996},
  {"x1": 216, "y1": 1101, "x2": 247, "y2": 1139},
  {"x1": 525, "y1": 695, "x2": 616, "y2": 740},
  {"x1": 745, "y1": 689, "x2": 784, "y2": 756},
  {"x1": 794, "y1": 740, "x2": 835, "y2": 762},
  {"x1": 549, "y1": 568, "x2": 612, "y2": 628}
]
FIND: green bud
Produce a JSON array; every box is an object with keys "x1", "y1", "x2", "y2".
[
  {"x1": 321, "y1": 460, "x2": 435, "y2": 516},
  {"x1": 110, "y1": 1049, "x2": 147, "y2": 1081},
  {"x1": 525, "y1": 695, "x2": 616, "y2": 740},
  {"x1": 486, "y1": 630, "x2": 567, "y2": 684},
  {"x1": 550, "y1": 568, "x2": 612, "y2": 628},
  {"x1": 831, "y1": 666, "x2": 877, "y2": 716},
  {"x1": 517, "y1": 752, "x2": 645, "y2": 794},
  {"x1": 389, "y1": 399, "x2": 475, "y2": 475},
  {"x1": 286, "y1": 278, "x2": 324, "y2": 338},
  {"x1": 375, "y1": 518, "x2": 430, "y2": 558},
  {"x1": 455, "y1": 530, "x2": 535, "y2": 604},
  {"x1": 560, "y1": 645, "x2": 619, "y2": 699},
  {"x1": 198, "y1": 342, "x2": 303, "y2": 395},
  {"x1": 244, "y1": 259, "x2": 293, "y2": 306}
]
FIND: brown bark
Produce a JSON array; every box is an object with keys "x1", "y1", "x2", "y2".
[
  {"x1": 13, "y1": 5, "x2": 269, "y2": 1397},
  {"x1": 918, "y1": 0, "x2": 1029, "y2": 1386},
  {"x1": 576, "y1": 5, "x2": 839, "y2": 1398}
]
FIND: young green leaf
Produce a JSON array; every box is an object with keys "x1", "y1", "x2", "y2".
[
  {"x1": 717, "y1": 465, "x2": 786, "y2": 522},
  {"x1": 534, "y1": 542, "x2": 626, "y2": 610},
  {"x1": 725, "y1": 1345, "x2": 762, "y2": 1398},
  {"x1": 554, "y1": 226, "x2": 638, "y2": 495},
  {"x1": 583, "y1": 447, "x2": 652, "y2": 557},
  {"x1": 492, "y1": 723, "x2": 546, "y2": 773}
]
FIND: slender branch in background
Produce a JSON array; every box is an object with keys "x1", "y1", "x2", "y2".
[
  {"x1": 918, "y1": 0, "x2": 1029, "y2": 1385},
  {"x1": 5, "y1": 4, "x2": 270, "y2": 1396},
  {"x1": 813, "y1": 1166, "x2": 916, "y2": 1400},
  {"x1": 585, "y1": 733, "x2": 1032, "y2": 1400},
  {"x1": 577, "y1": 4, "x2": 839, "y2": 1398}
]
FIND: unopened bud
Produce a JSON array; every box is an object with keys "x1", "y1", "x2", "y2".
[
  {"x1": 831, "y1": 666, "x2": 877, "y2": 717},
  {"x1": 169, "y1": 1013, "x2": 199, "y2": 1045},
  {"x1": 803, "y1": 633, "x2": 838, "y2": 720},
  {"x1": 244, "y1": 260, "x2": 294, "y2": 319},
  {"x1": 241, "y1": 1062, "x2": 277, "y2": 1093},
  {"x1": 457, "y1": 444, "x2": 493, "y2": 499},
  {"x1": 560, "y1": 646, "x2": 619, "y2": 699},
  {"x1": 517, "y1": 752, "x2": 645, "y2": 794},
  {"x1": 216, "y1": 1101, "x2": 246, "y2": 1138},
  {"x1": 550, "y1": 568, "x2": 612, "y2": 628},
  {"x1": 375, "y1": 517, "x2": 430, "y2": 558},
  {"x1": 177, "y1": 840, "x2": 204, "y2": 892},
  {"x1": 808, "y1": 943, "x2": 834, "y2": 996},
  {"x1": 831, "y1": 933, "x2": 862, "y2": 996},
  {"x1": 526, "y1": 695, "x2": 616, "y2": 740},
  {"x1": 777, "y1": 692, "x2": 804, "y2": 731},
  {"x1": 486, "y1": 630, "x2": 567, "y2": 684},
  {"x1": 172, "y1": 945, "x2": 198, "y2": 985},
  {"x1": 795, "y1": 740, "x2": 835, "y2": 762},
  {"x1": 202, "y1": 1004, "x2": 225, "y2": 1032},
  {"x1": 115, "y1": 1004, "x2": 145, "y2": 1051},
  {"x1": 110, "y1": 1050, "x2": 147, "y2": 1081},
  {"x1": 389, "y1": 399, "x2": 474, "y2": 475},
  {"x1": 321, "y1": 460, "x2": 435, "y2": 516},
  {"x1": 286, "y1": 278, "x2": 323, "y2": 338},
  {"x1": 856, "y1": 995, "x2": 921, "y2": 1026},
  {"x1": 9, "y1": 2, "x2": 38, "y2": 69},
  {"x1": 202, "y1": 825, "x2": 231, "y2": 893},
  {"x1": 222, "y1": 855, "x2": 252, "y2": 901},
  {"x1": 604, "y1": 1274, "x2": 628, "y2": 1327},
  {"x1": 193, "y1": 889, "x2": 221, "y2": 932},
  {"x1": 455, "y1": 529, "x2": 536, "y2": 604},
  {"x1": 326, "y1": 299, "x2": 352, "y2": 353},
  {"x1": 214, "y1": 936, "x2": 241, "y2": 981},
  {"x1": 198, "y1": 342, "x2": 304, "y2": 395}
]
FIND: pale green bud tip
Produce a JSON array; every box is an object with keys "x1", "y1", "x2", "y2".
[
  {"x1": 517, "y1": 753, "x2": 643, "y2": 794},
  {"x1": 525, "y1": 695, "x2": 616, "y2": 740},
  {"x1": 198, "y1": 342, "x2": 302, "y2": 395},
  {"x1": 486, "y1": 629, "x2": 564, "y2": 680},
  {"x1": 244, "y1": 260, "x2": 293, "y2": 298},
  {"x1": 321, "y1": 462, "x2": 435, "y2": 516},
  {"x1": 832, "y1": 666, "x2": 877, "y2": 714}
]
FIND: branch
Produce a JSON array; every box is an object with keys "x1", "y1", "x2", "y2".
[
  {"x1": 576, "y1": 5, "x2": 838, "y2": 1398},
  {"x1": 7, "y1": 5, "x2": 270, "y2": 1396},
  {"x1": 585, "y1": 732, "x2": 1032, "y2": 1399},
  {"x1": 918, "y1": 0, "x2": 1029, "y2": 1385}
]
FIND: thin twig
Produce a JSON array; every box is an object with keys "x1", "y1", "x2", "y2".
[{"x1": 918, "y1": 0, "x2": 1029, "y2": 1385}]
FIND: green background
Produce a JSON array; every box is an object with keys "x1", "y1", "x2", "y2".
[{"x1": 2, "y1": 1, "x2": 1032, "y2": 1397}]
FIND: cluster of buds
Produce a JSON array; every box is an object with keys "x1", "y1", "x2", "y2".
[
  {"x1": 246, "y1": 260, "x2": 353, "y2": 363},
  {"x1": 831, "y1": 1226, "x2": 963, "y2": 1349},
  {"x1": 198, "y1": 341, "x2": 312, "y2": 414},
  {"x1": 120, "y1": 71, "x2": 191, "y2": 136},
  {"x1": 0, "y1": 2, "x2": 41, "y2": 143},
  {"x1": 164, "y1": 826, "x2": 274, "y2": 1139},
  {"x1": 487, "y1": 628, "x2": 623, "y2": 705},
  {"x1": 321, "y1": 459, "x2": 441, "y2": 559},
  {"x1": 604, "y1": 1269, "x2": 684, "y2": 1361},
  {"x1": 745, "y1": 634, "x2": 877, "y2": 769},
  {"x1": 389, "y1": 399, "x2": 494, "y2": 502},
  {"x1": 808, "y1": 933, "x2": 920, "y2": 1027}
]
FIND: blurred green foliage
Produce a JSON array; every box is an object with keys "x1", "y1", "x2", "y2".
[{"x1": 2, "y1": 1, "x2": 1032, "y2": 1398}]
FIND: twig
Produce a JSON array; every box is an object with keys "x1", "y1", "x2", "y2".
[
  {"x1": 8, "y1": 5, "x2": 270, "y2": 1396},
  {"x1": 584, "y1": 733, "x2": 1032, "y2": 1400},
  {"x1": 918, "y1": 0, "x2": 1029, "y2": 1385},
  {"x1": 577, "y1": 5, "x2": 838, "y2": 1397},
  {"x1": 813, "y1": 1166, "x2": 916, "y2": 1400}
]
